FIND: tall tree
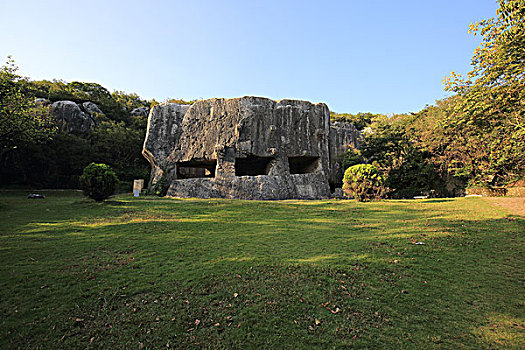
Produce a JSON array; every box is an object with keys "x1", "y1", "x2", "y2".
[
  {"x1": 0, "y1": 56, "x2": 56, "y2": 159},
  {"x1": 443, "y1": 0, "x2": 525, "y2": 185}
]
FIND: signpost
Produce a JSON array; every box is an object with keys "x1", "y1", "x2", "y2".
[{"x1": 133, "y1": 179, "x2": 144, "y2": 197}]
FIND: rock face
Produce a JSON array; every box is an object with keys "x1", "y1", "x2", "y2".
[
  {"x1": 143, "y1": 103, "x2": 190, "y2": 186},
  {"x1": 130, "y1": 107, "x2": 150, "y2": 117},
  {"x1": 50, "y1": 101, "x2": 97, "y2": 134},
  {"x1": 142, "y1": 96, "x2": 359, "y2": 200},
  {"x1": 328, "y1": 120, "x2": 360, "y2": 188},
  {"x1": 82, "y1": 101, "x2": 104, "y2": 117}
]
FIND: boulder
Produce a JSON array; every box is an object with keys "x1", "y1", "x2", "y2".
[
  {"x1": 27, "y1": 193, "x2": 45, "y2": 199},
  {"x1": 82, "y1": 101, "x2": 104, "y2": 118},
  {"x1": 50, "y1": 101, "x2": 95, "y2": 134}
]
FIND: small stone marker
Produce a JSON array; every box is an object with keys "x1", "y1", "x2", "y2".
[{"x1": 133, "y1": 179, "x2": 144, "y2": 197}]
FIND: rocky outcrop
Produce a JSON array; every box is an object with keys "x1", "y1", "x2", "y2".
[
  {"x1": 143, "y1": 103, "x2": 190, "y2": 186},
  {"x1": 82, "y1": 101, "x2": 104, "y2": 117},
  {"x1": 143, "y1": 96, "x2": 360, "y2": 200},
  {"x1": 328, "y1": 120, "x2": 360, "y2": 188},
  {"x1": 50, "y1": 101, "x2": 96, "y2": 134},
  {"x1": 130, "y1": 107, "x2": 150, "y2": 117}
]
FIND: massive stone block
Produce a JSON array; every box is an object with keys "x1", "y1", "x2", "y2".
[{"x1": 142, "y1": 96, "x2": 359, "y2": 200}]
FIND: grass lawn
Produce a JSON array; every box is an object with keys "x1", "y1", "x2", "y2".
[{"x1": 0, "y1": 191, "x2": 523, "y2": 349}]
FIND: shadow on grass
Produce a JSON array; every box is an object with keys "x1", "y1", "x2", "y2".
[{"x1": 0, "y1": 194, "x2": 523, "y2": 349}]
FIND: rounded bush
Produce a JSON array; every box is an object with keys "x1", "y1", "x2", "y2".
[
  {"x1": 80, "y1": 163, "x2": 118, "y2": 201},
  {"x1": 342, "y1": 164, "x2": 386, "y2": 202}
]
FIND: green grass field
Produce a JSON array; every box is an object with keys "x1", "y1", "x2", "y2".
[{"x1": 0, "y1": 191, "x2": 523, "y2": 349}]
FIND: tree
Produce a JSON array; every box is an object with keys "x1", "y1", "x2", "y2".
[
  {"x1": 442, "y1": 0, "x2": 525, "y2": 185},
  {"x1": 359, "y1": 114, "x2": 446, "y2": 198},
  {"x1": 340, "y1": 145, "x2": 363, "y2": 170},
  {"x1": 90, "y1": 120, "x2": 150, "y2": 184},
  {"x1": 0, "y1": 56, "x2": 56, "y2": 159}
]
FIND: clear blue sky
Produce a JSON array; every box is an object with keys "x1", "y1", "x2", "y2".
[{"x1": 0, "y1": 0, "x2": 499, "y2": 114}]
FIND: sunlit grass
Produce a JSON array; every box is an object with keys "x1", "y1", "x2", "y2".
[{"x1": 0, "y1": 191, "x2": 523, "y2": 349}]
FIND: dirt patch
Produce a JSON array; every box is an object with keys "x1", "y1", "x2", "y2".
[{"x1": 485, "y1": 197, "x2": 525, "y2": 217}]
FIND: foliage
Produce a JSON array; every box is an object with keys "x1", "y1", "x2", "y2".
[
  {"x1": 342, "y1": 164, "x2": 386, "y2": 201},
  {"x1": 340, "y1": 145, "x2": 363, "y2": 170},
  {"x1": 442, "y1": 0, "x2": 525, "y2": 185},
  {"x1": 330, "y1": 111, "x2": 377, "y2": 130},
  {"x1": 165, "y1": 98, "x2": 196, "y2": 105},
  {"x1": 111, "y1": 90, "x2": 149, "y2": 112},
  {"x1": 346, "y1": 0, "x2": 524, "y2": 196},
  {"x1": 0, "y1": 56, "x2": 56, "y2": 157},
  {"x1": 358, "y1": 114, "x2": 448, "y2": 198},
  {"x1": 79, "y1": 163, "x2": 118, "y2": 201},
  {"x1": 90, "y1": 120, "x2": 149, "y2": 183},
  {"x1": 0, "y1": 133, "x2": 92, "y2": 188},
  {"x1": 0, "y1": 57, "x2": 152, "y2": 190}
]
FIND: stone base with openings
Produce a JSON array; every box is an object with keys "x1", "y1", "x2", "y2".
[{"x1": 142, "y1": 96, "x2": 359, "y2": 200}]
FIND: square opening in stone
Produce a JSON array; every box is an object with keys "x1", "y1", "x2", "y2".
[
  {"x1": 288, "y1": 156, "x2": 319, "y2": 174},
  {"x1": 235, "y1": 156, "x2": 274, "y2": 176},
  {"x1": 176, "y1": 160, "x2": 217, "y2": 179}
]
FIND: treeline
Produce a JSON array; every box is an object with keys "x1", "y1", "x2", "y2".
[
  {"x1": 334, "y1": 0, "x2": 524, "y2": 198},
  {"x1": 1, "y1": 61, "x2": 156, "y2": 190},
  {"x1": 337, "y1": 96, "x2": 523, "y2": 199}
]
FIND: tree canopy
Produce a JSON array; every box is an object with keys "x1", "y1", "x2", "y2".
[
  {"x1": 442, "y1": 0, "x2": 525, "y2": 185},
  {"x1": 0, "y1": 56, "x2": 56, "y2": 156}
]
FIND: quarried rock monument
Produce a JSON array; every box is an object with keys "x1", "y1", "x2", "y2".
[{"x1": 142, "y1": 96, "x2": 359, "y2": 200}]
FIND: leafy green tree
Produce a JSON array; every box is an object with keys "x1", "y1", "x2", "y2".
[
  {"x1": 443, "y1": 0, "x2": 525, "y2": 185},
  {"x1": 0, "y1": 56, "x2": 56, "y2": 160},
  {"x1": 90, "y1": 120, "x2": 150, "y2": 185},
  {"x1": 359, "y1": 114, "x2": 448, "y2": 198}
]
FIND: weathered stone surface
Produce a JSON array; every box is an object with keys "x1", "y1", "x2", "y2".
[
  {"x1": 331, "y1": 188, "x2": 349, "y2": 199},
  {"x1": 328, "y1": 120, "x2": 360, "y2": 188},
  {"x1": 82, "y1": 101, "x2": 104, "y2": 117},
  {"x1": 130, "y1": 107, "x2": 150, "y2": 117},
  {"x1": 143, "y1": 103, "x2": 190, "y2": 185},
  {"x1": 50, "y1": 101, "x2": 95, "y2": 134},
  {"x1": 142, "y1": 96, "x2": 359, "y2": 200},
  {"x1": 167, "y1": 172, "x2": 329, "y2": 200}
]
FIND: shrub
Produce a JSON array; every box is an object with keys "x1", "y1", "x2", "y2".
[
  {"x1": 343, "y1": 164, "x2": 386, "y2": 202},
  {"x1": 80, "y1": 163, "x2": 118, "y2": 201}
]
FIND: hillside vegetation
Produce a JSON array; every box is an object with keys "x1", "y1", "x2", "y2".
[{"x1": 1, "y1": 0, "x2": 523, "y2": 196}]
